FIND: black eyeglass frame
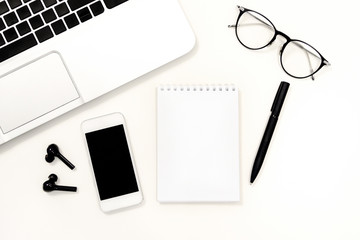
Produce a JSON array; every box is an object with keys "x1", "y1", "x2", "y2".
[{"x1": 232, "y1": 6, "x2": 330, "y2": 79}]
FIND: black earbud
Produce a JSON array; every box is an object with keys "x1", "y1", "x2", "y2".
[
  {"x1": 43, "y1": 174, "x2": 77, "y2": 192},
  {"x1": 45, "y1": 144, "x2": 75, "y2": 170}
]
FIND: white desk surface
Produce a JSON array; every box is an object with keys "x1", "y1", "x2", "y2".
[{"x1": 1, "y1": 0, "x2": 359, "y2": 239}]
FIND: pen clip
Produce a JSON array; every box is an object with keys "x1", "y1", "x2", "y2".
[{"x1": 271, "y1": 81, "x2": 290, "y2": 116}]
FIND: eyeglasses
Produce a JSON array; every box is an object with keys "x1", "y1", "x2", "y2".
[{"x1": 229, "y1": 6, "x2": 330, "y2": 80}]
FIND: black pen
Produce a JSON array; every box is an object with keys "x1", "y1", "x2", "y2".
[{"x1": 250, "y1": 81, "x2": 290, "y2": 184}]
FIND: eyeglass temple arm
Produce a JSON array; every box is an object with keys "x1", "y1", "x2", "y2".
[
  {"x1": 228, "y1": 6, "x2": 270, "y2": 28},
  {"x1": 291, "y1": 41, "x2": 332, "y2": 80},
  {"x1": 291, "y1": 41, "x2": 330, "y2": 66},
  {"x1": 296, "y1": 43, "x2": 316, "y2": 80},
  {"x1": 228, "y1": 6, "x2": 272, "y2": 28}
]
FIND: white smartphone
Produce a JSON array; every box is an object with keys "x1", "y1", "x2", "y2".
[{"x1": 82, "y1": 112, "x2": 143, "y2": 212}]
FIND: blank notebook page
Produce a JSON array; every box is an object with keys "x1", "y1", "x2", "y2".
[{"x1": 157, "y1": 85, "x2": 240, "y2": 202}]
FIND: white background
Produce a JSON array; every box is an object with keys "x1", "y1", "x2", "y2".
[{"x1": 1, "y1": 0, "x2": 360, "y2": 239}]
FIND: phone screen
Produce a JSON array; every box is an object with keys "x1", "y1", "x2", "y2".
[{"x1": 85, "y1": 124, "x2": 139, "y2": 200}]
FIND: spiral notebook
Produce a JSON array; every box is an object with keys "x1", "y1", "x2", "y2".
[{"x1": 157, "y1": 85, "x2": 240, "y2": 202}]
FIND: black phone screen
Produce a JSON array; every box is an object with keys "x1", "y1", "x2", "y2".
[{"x1": 85, "y1": 124, "x2": 139, "y2": 200}]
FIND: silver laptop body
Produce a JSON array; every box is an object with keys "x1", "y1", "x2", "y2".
[{"x1": 0, "y1": 0, "x2": 195, "y2": 145}]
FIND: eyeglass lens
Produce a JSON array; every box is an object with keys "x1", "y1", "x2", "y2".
[
  {"x1": 281, "y1": 41, "x2": 322, "y2": 78},
  {"x1": 236, "y1": 11, "x2": 275, "y2": 50},
  {"x1": 235, "y1": 9, "x2": 324, "y2": 79}
]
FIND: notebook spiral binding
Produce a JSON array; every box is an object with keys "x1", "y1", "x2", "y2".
[{"x1": 159, "y1": 84, "x2": 237, "y2": 92}]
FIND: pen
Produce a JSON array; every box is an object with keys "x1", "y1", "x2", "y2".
[{"x1": 250, "y1": 81, "x2": 290, "y2": 183}]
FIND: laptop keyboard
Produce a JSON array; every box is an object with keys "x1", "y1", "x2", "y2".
[{"x1": 0, "y1": 0, "x2": 127, "y2": 63}]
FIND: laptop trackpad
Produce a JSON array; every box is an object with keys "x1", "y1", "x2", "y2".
[{"x1": 0, "y1": 52, "x2": 80, "y2": 134}]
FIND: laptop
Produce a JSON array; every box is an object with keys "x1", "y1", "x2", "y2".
[{"x1": 0, "y1": 0, "x2": 195, "y2": 145}]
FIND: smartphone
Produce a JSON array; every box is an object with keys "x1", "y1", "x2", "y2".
[{"x1": 82, "y1": 112, "x2": 143, "y2": 212}]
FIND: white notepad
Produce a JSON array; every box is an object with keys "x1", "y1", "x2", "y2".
[{"x1": 157, "y1": 85, "x2": 240, "y2": 202}]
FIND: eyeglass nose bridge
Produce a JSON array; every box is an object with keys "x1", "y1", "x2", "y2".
[
  {"x1": 276, "y1": 31, "x2": 291, "y2": 41},
  {"x1": 264, "y1": 30, "x2": 291, "y2": 52},
  {"x1": 271, "y1": 30, "x2": 291, "y2": 46},
  {"x1": 269, "y1": 31, "x2": 292, "y2": 57}
]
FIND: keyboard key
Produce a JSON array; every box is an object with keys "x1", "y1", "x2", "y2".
[
  {"x1": 42, "y1": 8, "x2": 56, "y2": 23},
  {"x1": 54, "y1": 2, "x2": 69, "y2": 17},
  {"x1": 0, "y1": 18, "x2": 5, "y2": 30},
  {"x1": 90, "y1": 1, "x2": 104, "y2": 16},
  {"x1": 0, "y1": 1, "x2": 9, "y2": 15},
  {"x1": 3, "y1": 27, "x2": 18, "y2": 42},
  {"x1": 8, "y1": 0, "x2": 22, "y2": 9},
  {"x1": 67, "y1": 0, "x2": 95, "y2": 11},
  {"x1": 43, "y1": 0, "x2": 57, "y2": 8},
  {"x1": 0, "y1": 33, "x2": 5, "y2": 46},
  {"x1": 23, "y1": 0, "x2": 32, "y2": 3},
  {"x1": 64, "y1": 13, "x2": 78, "y2": 29},
  {"x1": 16, "y1": 21, "x2": 31, "y2": 35},
  {"x1": 77, "y1": 7, "x2": 91, "y2": 23},
  {"x1": 16, "y1": 5, "x2": 31, "y2": 20},
  {"x1": 0, "y1": 34, "x2": 37, "y2": 62},
  {"x1": 29, "y1": 14, "x2": 44, "y2": 29},
  {"x1": 29, "y1": 0, "x2": 44, "y2": 14},
  {"x1": 35, "y1": 26, "x2": 53, "y2": 42},
  {"x1": 103, "y1": 0, "x2": 127, "y2": 9},
  {"x1": 51, "y1": 19, "x2": 66, "y2": 35},
  {"x1": 4, "y1": 12, "x2": 18, "y2": 26}
]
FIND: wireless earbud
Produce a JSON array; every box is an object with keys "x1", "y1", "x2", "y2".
[
  {"x1": 43, "y1": 174, "x2": 77, "y2": 192},
  {"x1": 45, "y1": 144, "x2": 75, "y2": 170}
]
